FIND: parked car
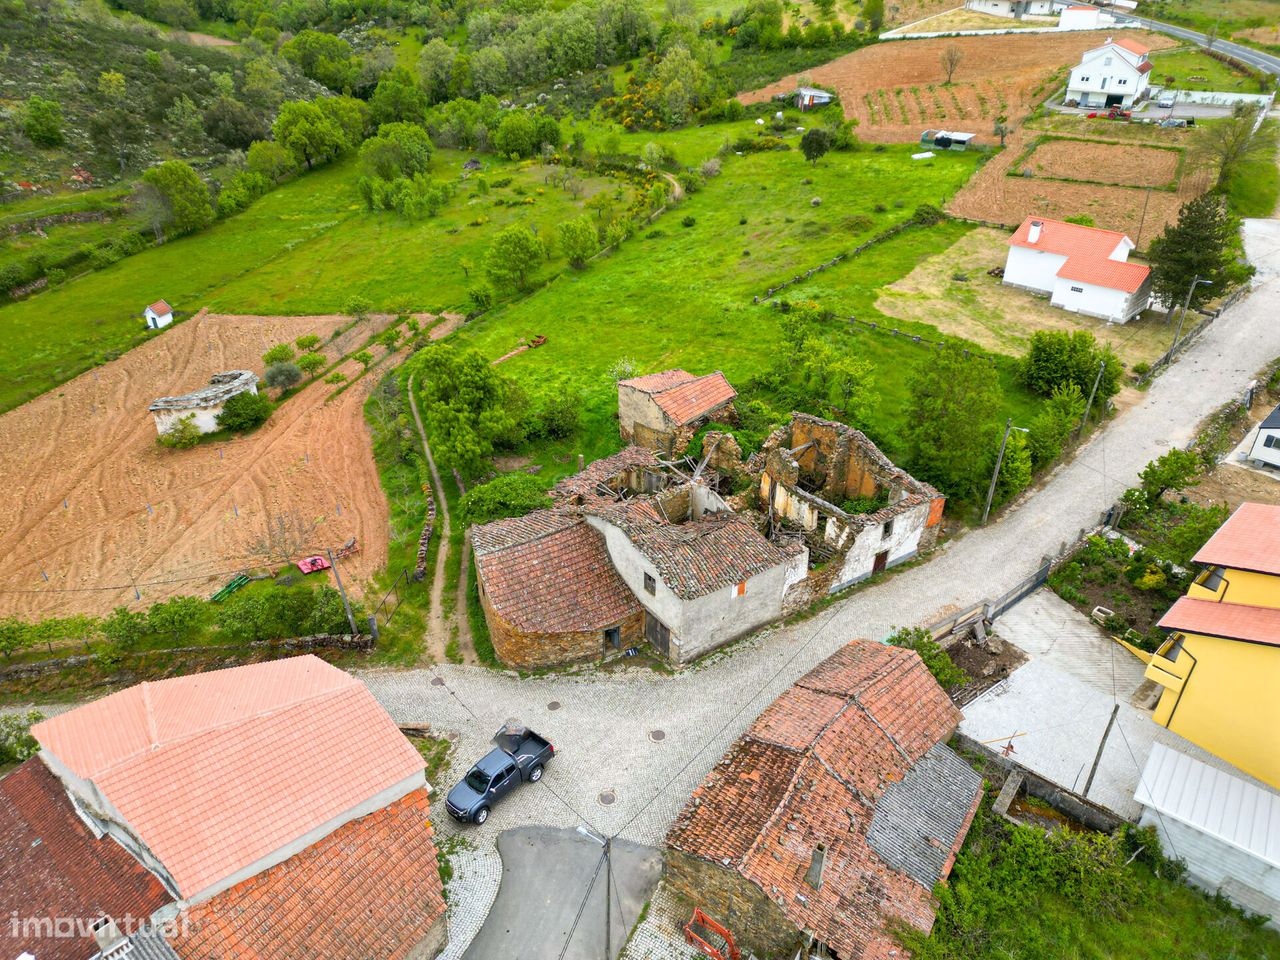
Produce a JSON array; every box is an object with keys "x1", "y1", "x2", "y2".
[
  {"x1": 1156, "y1": 97, "x2": 1175, "y2": 109},
  {"x1": 445, "y1": 724, "x2": 555, "y2": 824},
  {"x1": 1158, "y1": 118, "x2": 1188, "y2": 128}
]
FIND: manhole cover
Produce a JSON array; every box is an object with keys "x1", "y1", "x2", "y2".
[
  {"x1": 430, "y1": 677, "x2": 445, "y2": 686},
  {"x1": 649, "y1": 729, "x2": 666, "y2": 742},
  {"x1": 598, "y1": 790, "x2": 616, "y2": 806},
  {"x1": 548, "y1": 701, "x2": 561, "y2": 711}
]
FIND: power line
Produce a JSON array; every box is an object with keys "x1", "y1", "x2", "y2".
[{"x1": 556, "y1": 848, "x2": 607, "y2": 960}]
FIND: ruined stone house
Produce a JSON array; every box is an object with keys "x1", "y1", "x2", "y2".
[
  {"x1": 617, "y1": 369, "x2": 737, "y2": 455},
  {"x1": 665, "y1": 640, "x2": 982, "y2": 960},
  {"x1": 758, "y1": 413, "x2": 945, "y2": 599},
  {"x1": 470, "y1": 447, "x2": 807, "y2": 670}
]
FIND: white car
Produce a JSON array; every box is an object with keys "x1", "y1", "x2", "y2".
[{"x1": 1156, "y1": 97, "x2": 1175, "y2": 109}]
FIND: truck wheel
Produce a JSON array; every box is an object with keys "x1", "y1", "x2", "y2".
[
  {"x1": 475, "y1": 807, "x2": 490, "y2": 825},
  {"x1": 529, "y1": 765, "x2": 544, "y2": 783}
]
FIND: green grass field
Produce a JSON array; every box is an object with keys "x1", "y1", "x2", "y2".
[{"x1": 1150, "y1": 46, "x2": 1262, "y2": 91}]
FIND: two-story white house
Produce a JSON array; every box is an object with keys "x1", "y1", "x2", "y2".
[
  {"x1": 1066, "y1": 37, "x2": 1153, "y2": 108},
  {"x1": 1003, "y1": 216, "x2": 1152, "y2": 323},
  {"x1": 964, "y1": 0, "x2": 1056, "y2": 18}
]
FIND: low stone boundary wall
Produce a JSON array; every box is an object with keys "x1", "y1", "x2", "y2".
[
  {"x1": 413, "y1": 482, "x2": 438, "y2": 582},
  {"x1": 2, "y1": 210, "x2": 111, "y2": 236}
]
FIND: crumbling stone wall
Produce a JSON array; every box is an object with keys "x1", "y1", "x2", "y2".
[
  {"x1": 663, "y1": 850, "x2": 801, "y2": 960},
  {"x1": 479, "y1": 586, "x2": 644, "y2": 669}
]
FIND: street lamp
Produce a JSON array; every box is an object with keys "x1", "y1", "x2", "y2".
[
  {"x1": 1170, "y1": 275, "x2": 1213, "y2": 356},
  {"x1": 982, "y1": 418, "x2": 1030, "y2": 526}
]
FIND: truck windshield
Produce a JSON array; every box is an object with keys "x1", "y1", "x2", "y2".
[{"x1": 465, "y1": 768, "x2": 490, "y2": 792}]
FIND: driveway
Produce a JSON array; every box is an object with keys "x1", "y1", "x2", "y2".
[{"x1": 461, "y1": 827, "x2": 660, "y2": 960}]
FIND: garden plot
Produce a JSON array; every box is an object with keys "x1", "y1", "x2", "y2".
[
  {"x1": 1020, "y1": 138, "x2": 1182, "y2": 189},
  {"x1": 739, "y1": 30, "x2": 1177, "y2": 141},
  {"x1": 874, "y1": 226, "x2": 1183, "y2": 368},
  {"x1": 0, "y1": 311, "x2": 404, "y2": 620}
]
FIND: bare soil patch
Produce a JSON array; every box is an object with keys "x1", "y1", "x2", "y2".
[
  {"x1": 0, "y1": 311, "x2": 406, "y2": 620},
  {"x1": 170, "y1": 30, "x2": 238, "y2": 46},
  {"x1": 739, "y1": 30, "x2": 1176, "y2": 142},
  {"x1": 1024, "y1": 139, "x2": 1180, "y2": 188},
  {"x1": 876, "y1": 226, "x2": 1191, "y2": 368},
  {"x1": 899, "y1": 8, "x2": 1053, "y2": 31}
]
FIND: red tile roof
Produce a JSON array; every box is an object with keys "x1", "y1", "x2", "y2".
[
  {"x1": 668, "y1": 641, "x2": 977, "y2": 959},
  {"x1": 1159, "y1": 596, "x2": 1280, "y2": 648},
  {"x1": 147, "y1": 300, "x2": 172, "y2": 316},
  {"x1": 472, "y1": 512, "x2": 641, "y2": 632},
  {"x1": 617, "y1": 369, "x2": 696, "y2": 393},
  {"x1": 170, "y1": 787, "x2": 445, "y2": 960},
  {"x1": 651, "y1": 372, "x2": 737, "y2": 426},
  {"x1": 550, "y1": 446, "x2": 662, "y2": 505},
  {"x1": 1192, "y1": 502, "x2": 1280, "y2": 575},
  {"x1": 1112, "y1": 36, "x2": 1150, "y2": 56},
  {"x1": 32, "y1": 657, "x2": 425, "y2": 900},
  {"x1": 1009, "y1": 216, "x2": 1148, "y2": 293},
  {"x1": 0, "y1": 759, "x2": 173, "y2": 960}
]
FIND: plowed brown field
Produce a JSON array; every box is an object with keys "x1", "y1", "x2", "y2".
[
  {"x1": 740, "y1": 30, "x2": 1177, "y2": 141},
  {"x1": 0, "y1": 311, "x2": 408, "y2": 620},
  {"x1": 1025, "y1": 139, "x2": 1181, "y2": 188}
]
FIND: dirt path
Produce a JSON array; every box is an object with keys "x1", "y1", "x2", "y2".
[
  {"x1": 406, "y1": 374, "x2": 450, "y2": 664},
  {"x1": 454, "y1": 538, "x2": 476, "y2": 664}
]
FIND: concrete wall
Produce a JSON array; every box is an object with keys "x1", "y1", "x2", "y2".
[
  {"x1": 1050, "y1": 277, "x2": 1135, "y2": 322},
  {"x1": 1004, "y1": 244, "x2": 1068, "y2": 294},
  {"x1": 663, "y1": 850, "x2": 801, "y2": 960},
  {"x1": 153, "y1": 404, "x2": 225, "y2": 436},
  {"x1": 1138, "y1": 808, "x2": 1280, "y2": 926}
]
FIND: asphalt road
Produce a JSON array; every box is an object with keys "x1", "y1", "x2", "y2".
[
  {"x1": 1101, "y1": 8, "x2": 1280, "y2": 76},
  {"x1": 462, "y1": 827, "x2": 661, "y2": 960}
]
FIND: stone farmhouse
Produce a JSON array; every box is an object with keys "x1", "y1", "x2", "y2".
[
  {"x1": 1066, "y1": 36, "x2": 1153, "y2": 108},
  {"x1": 756, "y1": 413, "x2": 946, "y2": 599},
  {"x1": 471, "y1": 447, "x2": 807, "y2": 669},
  {"x1": 2, "y1": 656, "x2": 447, "y2": 960},
  {"x1": 1002, "y1": 216, "x2": 1152, "y2": 323},
  {"x1": 665, "y1": 639, "x2": 982, "y2": 960},
  {"x1": 617, "y1": 368, "x2": 737, "y2": 454},
  {"x1": 148, "y1": 369, "x2": 260, "y2": 436}
]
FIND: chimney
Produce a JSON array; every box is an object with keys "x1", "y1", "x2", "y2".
[
  {"x1": 91, "y1": 917, "x2": 130, "y2": 957},
  {"x1": 1028, "y1": 220, "x2": 1043, "y2": 244}
]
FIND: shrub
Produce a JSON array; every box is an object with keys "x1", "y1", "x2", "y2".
[
  {"x1": 0, "y1": 711, "x2": 44, "y2": 764},
  {"x1": 262, "y1": 343, "x2": 295, "y2": 365},
  {"x1": 459, "y1": 473, "x2": 552, "y2": 526},
  {"x1": 296, "y1": 334, "x2": 321, "y2": 351},
  {"x1": 700, "y1": 157, "x2": 722, "y2": 178},
  {"x1": 297, "y1": 352, "x2": 326, "y2": 376},
  {"x1": 264, "y1": 361, "x2": 303, "y2": 391},
  {"x1": 886, "y1": 625, "x2": 966, "y2": 690},
  {"x1": 1020, "y1": 330, "x2": 1122, "y2": 401},
  {"x1": 216, "y1": 390, "x2": 272, "y2": 432},
  {"x1": 157, "y1": 413, "x2": 201, "y2": 449},
  {"x1": 343, "y1": 295, "x2": 373, "y2": 319},
  {"x1": 682, "y1": 215, "x2": 696, "y2": 227},
  {"x1": 325, "y1": 371, "x2": 347, "y2": 384}
]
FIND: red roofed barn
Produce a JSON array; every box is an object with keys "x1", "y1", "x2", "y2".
[
  {"x1": 1003, "y1": 216, "x2": 1151, "y2": 323},
  {"x1": 617, "y1": 368, "x2": 737, "y2": 454},
  {"x1": 665, "y1": 640, "x2": 982, "y2": 960},
  {"x1": 3, "y1": 656, "x2": 447, "y2": 960}
]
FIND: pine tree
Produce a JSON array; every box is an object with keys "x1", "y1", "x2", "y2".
[{"x1": 1147, "y1": 194, "x2": 1234, "y2": 317}]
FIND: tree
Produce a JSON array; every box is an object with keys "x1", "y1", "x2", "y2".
[
  {"x1": 470, "y1": 47, "x2": 509, "y2": 96},
  {"x1": 250, "y1": 510, "x2": 320, "y2": 567},
  {"x1": 904, "y1": 348, "x2": 1003, "y2": 499},
  {"x1": 247, "y1": 140, "x2": 295, "y2": 181},
  {"x1": 164, "y1": 94, "x2": 204, "y2": 151},
  {"x1": 863, "y1": 0, "x2": 885, "y2": 31},
  {"x1": 90, "y1": 107, "x2": 145, "y2": 173},
  {"x1": 1147, "y1": 194, "x2": 1235, "y2": 318},
  {"x1": 147, "y1": 595, "x2": 206, "y2": 643},
  {"x1": 23, "y1": 96, "x2": 64, "y2": 147},
  {"x1": 296, "y1": 334, "x2": 321, "y2": 350},
  {"x1": 262, "y1": 343, "x2": 295, "y2": 365},
  {"x1": 494, "y1": 110, "x2": 537, "y2": 158},
  {"x1": 157, "y1": 413, "x2": 201, "y2": 449},
  {"x1": 353, "y1": 350, "x2": 374, "y2": 368},
  {"x1": 344, "y1": 295, "x2": 373, "y2": 319},
  {"x1": 887, "y1": 626, "x2": 966, "y2": 690},
  {"x1": 993, "y1": 114, "x2": 1010, "y2": 147},
  {"x1": 996, "y1": 429, "x2": 1032, "y2": 503},
  {"x1": 101, "y1": 606, "x2": 148, "y2": 651},
  {"x1": 205, "y1": 97, "x2": 265, "y2": 149},
  {"x1": 281, "y1": 29, "x2": 356, "y2": 91},
  {"x1": 1129, "y1": 448, "x2": 1202, "y2": 510},
  {"x1": 485, "y1": 223, "x2": 546, "y2": 291},
  {"x1": 359, "y1": 122, "x2": 433, "y2": 181},
  {"x1": 940, "y1": 44, "x2": 964, "y2": 85},
  {"x1": 0, "y1": 711, "x2": 44, "y2": 764},
  {"x1": 242, "y1": 58, "x2": 286, "y2": 110},
  {"x1": 1020, "y1": 330, "x2": 1122, "y2": 402},
  {"x1": 369, "y1": 67, "x2": 428, "y2": 125},
  {"x1": 0, "y1": 619, "x2": 35, "y2": 660},
  {"x1": 318, "y1": 96, "x2": 369, "y2": 148},
  {"x1": 217, "y1": 390, "x2": 272, "y2": 431},
  {"x1": 1198, "y1": 103, "x2": 1269, "y2": 188},
  {"x1": 272, "y1": 100, "x2": 346, "y2": 170},
  {"x1": 1028, "y1": 383, "x2": 1085, "y2": 469},
  {"x1": 800, "y1": 127, "x2": 832, "y2": 166},
  {"x1": 558, "y1": 216, "x2": 597, "y2": 268},
  {"x1": 418, "y1": 38, "x2": 457, "y2": 103},
  {"x1": 139, "y1": 161, "x2": 214, "y2": 240},
  {"x1": 459, "y1": 473, "x2": 552, "y2": 526},
  {"x1": 264, "y1": 361, "x2": 302, "y2": 391},
  {"x1": 98, "y1": 71, "x2": 126, "y2": 102},
  {"x1": 297, "y1": 351, "x2": 326, "y2": 375}
]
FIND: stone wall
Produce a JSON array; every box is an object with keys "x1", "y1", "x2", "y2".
[
  {"x1": 479, "y1": 585, "x2": 644, "y2": 669},
  {"x1": 406, "y1": 911, "x2": 449, "y2": 960},
  {"x1": 413, "y1": 482, "x2": 438, "y2": 582},
  {"x1": 663, "y1": 850, "x2": 801, "y2": 960}
]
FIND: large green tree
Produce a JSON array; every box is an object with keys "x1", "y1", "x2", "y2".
[
  {"x1": 359, "y1": 122, "x2": 434, "y2": 181},
  {"x1": 281, "y1": 30, "x2": 356, "y2": 91},
  {"x1": 558, "y1": 216, "x2": 598, "y2": 269},
  {"x1": 1148, "y1": 194, "x2": 1235, "y2": 317},
  {"x1": 485, "y1": 223, "x2": 546, "y2": 291},
  {"x1": 138, "y1": 160, "x2": 214, "y2": 240},
  {"x1": 904, "y1": 348, "x2": 1004, "y2": 500},
  {"x1": 1019, "y1": 330, "x2": 1122, "y2": 402},
  {"x1": 23, "y1": 95, "x2": 64, "y2": 147},
  {"x1": 369, "y1": 67, "x2": 428, "y2": 126},
  {"x1": 271, "y1": 100, "x2": 347, "y2": 170}
]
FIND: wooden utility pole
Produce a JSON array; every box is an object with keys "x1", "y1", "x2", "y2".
[
  {"x1": 604, "y1": 837, "x2": 612, "y2": 960},
  {"x1": 1077, "y1": 360, "x2": 1106, "y2": 440},
  {"x1": 1083, "y1": 703, "x2": 1120, "y2": 798},
  {"x1": 982, "y1": 418, "x2": 1014, "y2": 526},
  {"x1": 327, "y1": 548, "x2": 358, "y2": 635}
]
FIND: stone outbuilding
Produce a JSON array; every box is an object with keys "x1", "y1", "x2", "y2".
[
  {"x1": 617, "y1": 369, "x2": 737, "y2": 455},
  {"x1": 758, "y1": 413, "x2": 945, "y2": 599},
  {"x1": 665, "y1": 640, "x2": 982, "y2": 960},
  {"x1": 148, "y1": 370, "x2": 259, "y2": 436}
]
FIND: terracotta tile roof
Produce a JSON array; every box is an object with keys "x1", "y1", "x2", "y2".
[
  {"x1": 550, "y1": 446, "x2": 663, "y2": 505},
  {"x1": 1192, "y1": 502, "x2": 1280, "y2": 575},
  {"x1": 630, "y1": 513, "x2": 801, "y2": 600},
  {"x1": 667, "y1": 639, "x2": 977, "y2": 959},
  {"x1": 651, "y1": 372, "x2": 737, "y2": 426},
  {"x1": 1113, "y1": 36, "x2": 1149, "y2": 56},
  {"x1": 170, "y1": 787, "x2": 446, "y2": 960},
  {"x1": 1159, "y1": 596, "x2": 1280, "y2": 647},
  {"x1": 617, "y1": 369, "x2": 696, "y2": 393},
  {"x1": 1009, "y1": 216, "x2": 1148, "y2": 293},
  {"x1": 32, "y1": 657, "x2": 425, "y2": 900},
  {"x1": 1137, "y1": 59, "x2": 1154, "y2": 74},
  {"x1": 0, "y1": 759, "x2": 173, "y2": 960},
  {"x1": 471, "y1": 512, "x2": 641, "y2": 632},
  {"x1": 147, "y1": 299, "x2": 172, "y2": 315}
]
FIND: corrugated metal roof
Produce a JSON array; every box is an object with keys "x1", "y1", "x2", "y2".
[{"x1": 1136, "y1": 743, "x2": 1280, "y2": 868}]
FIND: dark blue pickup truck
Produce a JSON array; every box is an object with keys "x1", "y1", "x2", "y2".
[{"x1": 445, "y1": 724, "x2": 554, "y2": 825}]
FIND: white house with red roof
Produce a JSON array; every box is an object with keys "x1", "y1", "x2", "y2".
[
  {"x1": 1003, "y1": 216, "x2": 1151, "y2": 323},
  {"x1": 963, "y1": 0, "x2": 1055, "y2": 19},
  {"x1": 144, "y1": 299, "x2": 173, "y2": 330},
  {"x1": 1066, "y1": 36, "x2": 1153, "y2": 108}
]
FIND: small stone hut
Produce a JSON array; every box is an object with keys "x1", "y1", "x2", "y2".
[
  {"x1": 616, "y1": 369, "x2": 737, "y2": 455},
  {"x1": 149, "y1": 370, "x2": 259, "y2": 436}
]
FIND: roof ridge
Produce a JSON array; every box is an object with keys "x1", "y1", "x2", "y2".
[{"x1": 143, "y1": 681, "x2": 158, "y2": 750}]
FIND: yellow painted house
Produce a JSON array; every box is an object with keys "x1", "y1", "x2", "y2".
[{"x1": 1145, "y1": 502, "x2": 1280, "y2": 790}]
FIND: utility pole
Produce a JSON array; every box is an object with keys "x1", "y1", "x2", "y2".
[
  {"x1": 327, "y1": 548, "x2": 358, "y2": 635},
  {"x1": 604, "y1": 836, "x2": 612, "y2": 960},
  {"x1": 1083, "y1": 703, "x2": 1120, "y2": 798},
  {"x1": 1077, "y1": 359, "x2": 1106, "y2": 440},
  {"x1": 1170, "y1": 275, "x2": 1212, "y2": 357},
  {"x1": 982, "y1": 418, "x2": 1014, "y2": 526},
  {"x1": 1134, "y1": 186, "x2": 1152, "y2": 249}
]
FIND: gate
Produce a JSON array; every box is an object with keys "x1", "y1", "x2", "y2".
[
  {"x1": 645, "y1": 612, "x2": 671, "y2": 657},
  {"x1": 373, "y1": 569, "x2": 409, "y2": 627}
]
